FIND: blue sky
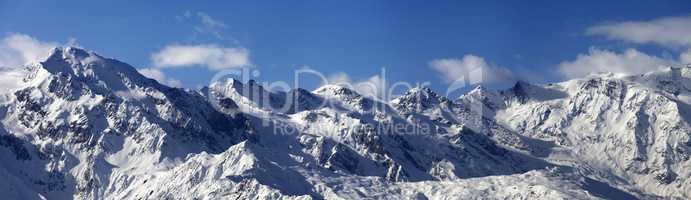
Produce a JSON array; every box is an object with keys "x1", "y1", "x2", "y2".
[{"x1": 1, "y1": 0, "x2": 691, "y2": 96}]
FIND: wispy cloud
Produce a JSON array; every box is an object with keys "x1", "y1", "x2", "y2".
[
  {"x1": 151, "y1": 44, "x2": 251, "y2": 70},
  {"x1": 0, "y1": 33, "x2": 57, "y2": 68},
  {"x1": 179, "y1": 11, "x2": 229, "y2": 39},
  {"x1": 138, "y1": 68, "x2": 183, "y2": 87},
  {"x1": 586, "y1": 16, "x2": 691, "y2": 48},
  {"x1": 197, "y1": 12, "x2": 227, "y2": 30}
]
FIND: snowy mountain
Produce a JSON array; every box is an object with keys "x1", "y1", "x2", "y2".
[{"x1": 0, "y1": 47, "x2": 688, "y2": 199}]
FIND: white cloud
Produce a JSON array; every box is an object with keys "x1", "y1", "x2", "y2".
[
  {"x1": 429, "y1": 55, "x2": 514, "y2": 85},
  {"x1": 151, "y1": 44, "x2": 251, "y2": 70},
  {"x1": 0, "y1": 33, "x2": 57, "y2": 68},
  {"x1": 138, "y1": 68, "x2": 183, "y2": 87},
  {"x1": 586, "y1": 16, "x2": 691, "y2": 48},
  {"x1": 558, "y1": 48, "x2": 677, "y2": 78},
  {"x1": 681, "y1": 49, "x2": 691, "y2": 65}
]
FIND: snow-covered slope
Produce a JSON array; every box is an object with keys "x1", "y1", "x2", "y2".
[
  {"x1": 492, "y1": 69, "x2": 691, "y2": 198},
  {"x1": 0, "y1": 47, "x2": 688, "y2": 199},
  {"x1": 0, "y1": 47, "x2": 250, "y2": 199}
]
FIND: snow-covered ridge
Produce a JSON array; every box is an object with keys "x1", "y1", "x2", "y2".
[{"x1": 0, "y1": 47, "x2": 689, "y2": 199}]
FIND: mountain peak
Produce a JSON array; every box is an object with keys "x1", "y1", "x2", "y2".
[
  {"x1": 509, "y1": 81, "x2": 531, "y2": 95},
  {"x1": 212, "y1": 78, "x2": 269, "y2": 94},
  {"x1": 458, "y1": 85, "x2": 505, "y2": 111},
  {"x1": 406, "y1": 86, "x2": 438, "y2": 96},
  {"x1": 32, "y1": 46, "x2": 159, "y2": 94},
  {"x1": 466, "y1": 85, "x2": 489, "y2": 96},
  {"x1": 215, "y1": 77, "x2": 243, "y2": 88},
  {"x1": 41, "y1": 46, "x2": 114, "y2": 73},
  {"x1": 462, "y1": 85, "x2": 495, "y2": 102},
  {"x1": 399, "y1": 86, "x2": 445, "y2": 103},
  {"x1": 391, "y1": 86, "x2": 446, "y2": 112},
  {"x1": 314, "y1": 84, "x2": 361, "y2": 98},
  {"x1": 45, "y1": 46, "x2": 95, "y2": 63}
]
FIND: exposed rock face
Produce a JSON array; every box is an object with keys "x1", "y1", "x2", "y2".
[{"x1": 0, "y1": 47, "x2": 688, "y2": 199}]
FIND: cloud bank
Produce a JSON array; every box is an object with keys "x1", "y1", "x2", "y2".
[
  {"x1": 558, "y1": 48, "x2": 676, "y2": 78},
  {"x1": 586, "y1": 16, "x2": 691, "y2": 48},
  {"x1": 429, "y1": 55, "x2": 515, "y2": 85}
]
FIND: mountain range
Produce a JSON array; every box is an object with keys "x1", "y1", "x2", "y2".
[{"x1": 0, "y1": 47, "x2": 689, "y2": 199}]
